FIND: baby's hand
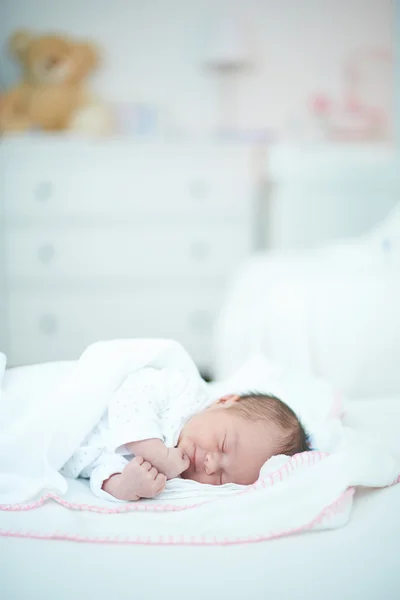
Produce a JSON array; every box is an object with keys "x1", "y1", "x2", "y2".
[
  {"x1": 102, "y1": 456, "x2": 167, "y2": 501},
  {"x1": 124, "y1": 439, "x2": 189, "y2": 480},
  {"x1": 162, "y1": 447, "x2": 190, "y2": 479}
]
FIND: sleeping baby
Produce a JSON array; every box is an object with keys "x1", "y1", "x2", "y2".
[{"x1": 61, "y1": 367, "x2": 310, "y2": 501}]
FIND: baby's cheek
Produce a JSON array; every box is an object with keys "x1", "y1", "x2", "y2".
[{"x1": 233, "y1": 457, "x2": 263, "y2": 486}]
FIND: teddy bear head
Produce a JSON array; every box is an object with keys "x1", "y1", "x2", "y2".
[{"x1": 8, "y1": 30, "x2": 99, "y2": 86}]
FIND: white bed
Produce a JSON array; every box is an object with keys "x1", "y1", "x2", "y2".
[
  {"x1": 1, "y1": 361, "x2": 400, "y2": 600},
  {"x1": 1, "y1": 485, "x2": 399, "y2": 600}
]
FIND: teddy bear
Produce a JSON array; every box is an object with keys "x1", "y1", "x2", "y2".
[{"x1": 0, "y1": 30, "x2": 112, "y2": 135}]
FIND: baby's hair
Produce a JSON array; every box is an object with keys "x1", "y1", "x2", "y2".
[{"x1": 231, "y1": 391, "x2": 311, "y2": 456}]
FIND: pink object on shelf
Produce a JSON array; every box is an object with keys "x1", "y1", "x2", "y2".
[
  {"x1": 310, "y1": 94, "x2": 332, "y2": 115},
  {"x1": 368, "y1": 107, "x2": 385, "y2": 125},
  {"x1": 344, "y1": 96, "x2": 364, "y2": 114}
]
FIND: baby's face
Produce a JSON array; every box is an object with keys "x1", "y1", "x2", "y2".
[{"x1": 178, "y1": 396, "x2": 280, "y2": 486}]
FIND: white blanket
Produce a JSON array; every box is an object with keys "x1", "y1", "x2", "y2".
[{"x1": 0, "y1": 339, "x2": 399, "y2": 545}]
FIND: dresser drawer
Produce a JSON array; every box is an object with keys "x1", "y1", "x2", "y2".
[
  {"x1": 4, "y1": 169, "x2": 253, "y2": 223},
  {"x1": 6, "y1": 289, "x2": 221, "y2": 369},
  {"x1": 3, "y1": 140, "x2": 255, "y2": 223},
  {"x1": 5, "y1": 225, "x2": 252, "y2": 282}
]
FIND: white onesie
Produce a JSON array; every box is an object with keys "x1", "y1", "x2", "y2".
[{"x1": 60, "y1": 366, "x2": 211, "y2": 501}]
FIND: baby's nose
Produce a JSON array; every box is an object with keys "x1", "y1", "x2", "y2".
[{"x1": 204, "y1": 452, "x2": 219, "y2": 475}]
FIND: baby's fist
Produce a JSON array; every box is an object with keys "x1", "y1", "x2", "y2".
[{"x1": 163, "y1": 447, "x2": 190, "y2": 479}]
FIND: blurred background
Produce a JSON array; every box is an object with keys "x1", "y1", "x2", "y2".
[{"x1": 0, "y1": 0, "x2": 399, "y2": 397}]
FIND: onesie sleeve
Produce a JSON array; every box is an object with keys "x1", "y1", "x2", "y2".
[
  {"x1": 159, "y1": 368, "x2": 211, "y2": 447},
  {"x1": 106, "y1": 367, "x2": 168, "y2": 452},
  {"x1": 86, "y1": 453, "x2": 130, "y2": 503}
]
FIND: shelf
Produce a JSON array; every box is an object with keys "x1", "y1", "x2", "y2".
[{"x1": 0, "y1": 132, "x2": 255, "y2": 151}]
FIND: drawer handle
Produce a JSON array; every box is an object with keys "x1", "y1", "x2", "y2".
[
  {"x1": 188, "y1": 180, "x2": 209, "y2": 201},
  {"x1": 37, "y1": 244, "x2": 55, "y2": 265},
  {"x1": 34, "y1": 181, "x2": 53, "y2": 202},
  {"x1": 39, "y1": 314, "x2": 58, "y2": 335},
  {"x1": 190, "y1": 242, "x2": 210, "y2": 260}
]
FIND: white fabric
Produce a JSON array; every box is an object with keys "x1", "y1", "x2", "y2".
[
  {"x1": 215, "y1": 202, "x2": 400, "y2": 398},
  {"x1": 2, "y1": 484, "x2": 400, "y2": 600},
  {"x1": 0, "y1": 339, "x2": 399, "y2": 543},
  {"x1": 60, "y1": 366, "x2": 210, "y2": 501},
  {"x1": 0, "y1": 339, "x2": 207, "y2": 505}
]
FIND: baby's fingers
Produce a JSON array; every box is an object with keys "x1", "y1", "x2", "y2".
[
  {"x1": 149, "y1": 466, "x2": 159, "y2": 479},
  {"x1": 155, "y1": 473, "x2": 167, "y2": 492}
]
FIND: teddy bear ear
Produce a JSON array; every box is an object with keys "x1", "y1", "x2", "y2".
[
  {"x1": 72, "y1": 42, "x2": 100, "y2": 75},
  {"x1": 8, "y1": 30, "x2": 33, "y2": 59}
]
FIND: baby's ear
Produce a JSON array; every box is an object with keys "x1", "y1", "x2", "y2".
[{"x1": 216, "y1": 394, "x2": 241, "y2": 407}]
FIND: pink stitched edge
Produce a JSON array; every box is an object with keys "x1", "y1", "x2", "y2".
[
  {"x1": 0, "y1": 487, "x2": 355, "y2": 546},
  {"x1": 391, "y1": 474, "x2": 400, "y2": 486},
  {"x1": 0, "y1": 450, "x2": 329, "y2": 514}
]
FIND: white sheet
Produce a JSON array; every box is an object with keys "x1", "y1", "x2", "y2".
[{"x1": 2, "y1": 484, "x2": 400, "y2": 600}]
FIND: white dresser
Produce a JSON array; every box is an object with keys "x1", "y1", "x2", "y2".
[
  {"x1": 0, "y1": 137, "x2": 257, "y2": 374},
  {"x1": 265, "y1": 143, "x2": 399, "y2": 250}
]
